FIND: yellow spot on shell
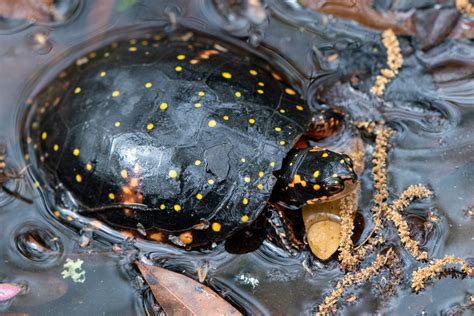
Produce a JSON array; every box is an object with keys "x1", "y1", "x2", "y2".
[
  {"x1": 146, "y1": 123, "x2": 154, "y2": 130},
  {"x1": 257, "y1": 89, "x2": 264, "y2": 94},
  {"x1": 174, "y1": 204, "x2": 182, "y2": 212},
  {"x1": 74, "y1": 87, "x2": 81, "y2": 94},
  {"x1": 108, "y1": 193, "x2": 115, "y2": 200},
  {"x1": 332, "y1": 173, "x2": 338, "y2": 178},
  {"x1": 41, "y1": 132, "x2": 47, "y2": 140},
  {"x1": 54, "y1": 211, "x2": 61, "y2": 217},
  {"x1": 194, "y1": 103, "x2": 202, "y2": 108},
  {"x1": 75, "y1": 174, "x2": 82, "y2": 183},
  {"x1": 340, "y1": 159, "x2": 345, "y2": 164},
  {"x1": 322, "y1": 152, "x2": 329, "y2": 158},
  {"x1": 313, "y1": 184, "x2": 321, "y2": 191},
  {"x1": 175, "y1": 66, "x2": 183, "y2": 72},
  {"x1": 196, "y1": 193, "x2": 203, "y2": 200},
  {"x1": 208, "y1": 120, "x2": 217, "y2": 127},
  {"x1": 211, "y1": 222, "x2": 222, "y2": 232},
  {"x1": 241, "y1": 215, "x2": 249, "y2": 222},
  {"x1": 53, "y1": 144, "x2": 59, "y2": 151},
  {"x1": 235, "y1": 91, "x2": 241, "y2": 97},
  {"x1": 222, "y1": 72, "x2": 232, "y2": 79},
  {"x1": 198, "y1": 91, "x2": 205, "y2": 96},
  {"x1": 258, "y1": 82, "x2": 264, "y2": 87},
  {"x1": 240, "y1": 158, "x2": 246, "y2": 163},
  {"x1": 159, "y1": 102, "x2": 168, "y2": 110},
  {"x1": 73, "y1": 148, "x2": 80, "y2": 156},
  {"x1": 257, "y1": 184, "x2": 264, "y2": 189},
  {"x1": 129, "y1": 47, "x2": 137, "y2": 52},
  {"x1": 285, "y1": 88, "x2": 296, "y2": 95},
  {"x1": 195, "y1": 160, "x2": 202, "y2": 166},
  {"x1": 279, "y1": 109, "x2": 286, "y2": 114},
  {"x1": 33, "y1": 181, "x2": 40, "y2": 189},
  {"x1": 248, "y1": 118, "x2": 256, "y2": 124},
  {"x1": 85, "y1": 163, "x2": 92, "y2": 171},
  {"x1": 208, "y1": 179, "x2": 215, "y2": 185},
  {"x1": 242, "y1": 197, "x2": 249, "y2": 205},
  {"x1": 160, "y1": 204, "x2": 166, "y2": 210},
  {"x1": 177, "y1": 54, "x2": 186, "y2": 60},
  {"x1": 100, "y1": 71, "x2": 107, "y2": 77},
  {"x1": 169, "y1": 170, "x2": 178, "y2": 178},
  {"x1": 249, "y1": 69, "x2": 258, "y2": 76},
  {"x1": 115, "y1": 121, "x2": 121, "y2": 127},
  {"x1": 223, "y1": 115, "x2": 229, "y2": 120},
  {"x1": 258, "y1": 171, "x2": 264, "y2": 177},
  {"x1": 279, "y1": 140, "x2": 286, "y2": 145},
  {"x1": 190, "y1": 59, "x2": 198, "y2": 64},
  {"x1": 270, "y1": 161, "x2": 276, "y2": 167},
  {"x1": 112, "y1": 90, "x2": 120, "y2": 97},
  {"x1": 274, "y1": 127, "x2": 282, "y2": 132},
  {"x1": 296, "y1": 105, "x2": 304, "y2": 111},
  {"x1": 145, "y1": 82, "x2": 153, "y2": 88},
  {"x1": 244, "y1": 177, "x2": 251, "y2": 183},
  {"x1": 313, "y1": 170, "x2": 319, "y2": 178},
  {"x1": 121, "y1": 170, "x2": 128, "y2": 178}
]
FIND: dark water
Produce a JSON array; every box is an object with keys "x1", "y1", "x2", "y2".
[{"x1": 0, "y1": 0, "x2": 472, "y2": 315}]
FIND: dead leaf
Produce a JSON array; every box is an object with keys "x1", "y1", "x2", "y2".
[{"x1": 136, "y1": 261, "x2": 242, "y2": 316}]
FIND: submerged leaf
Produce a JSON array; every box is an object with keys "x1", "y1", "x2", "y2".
[
  {"x1": 0, "y1": 283, "x2": 21, "y2": 302},
  {"x1": 136, "y1": 261, "x2": 242, "y2": 316}
]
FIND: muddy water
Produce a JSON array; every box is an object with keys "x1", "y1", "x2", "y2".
[{"x1": 0, "y1": 0, "x2": 472, "y2": 315}]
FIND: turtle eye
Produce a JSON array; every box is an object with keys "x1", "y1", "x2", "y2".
[{"x1": 325, "y1": 180, "x2": 343, "y2": 195}]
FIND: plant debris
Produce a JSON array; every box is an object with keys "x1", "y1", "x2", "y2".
[
  {"x1": 136, "y1": 261, "x2": 242, "y2": 316},
  {"x1": 412, "y1": 256, "x2": 473, "y2": 292},
  {"x1": 385, "y1": 185, "x2": 432, "y2": 261},
  {"x1": 370, "y1": 29, "x2": 404, "y2": 96},
  {"x1": 318, "y1": 248, "x2": 396, "y2": 315},
  {"x1": 61, "y1": 258, "x2": 86, "y2": 283},
  {"x1": 318, "y1": 123, "x2": 473, "y2": 313},
  {"x1": 456, "y1": 0, "x2": 474, "y2": 16}
]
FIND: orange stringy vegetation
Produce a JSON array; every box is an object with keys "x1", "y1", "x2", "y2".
[
  {"x1": 412, "y1": 256, "x2": 473, "y2": 292},
  {"x1": 386, "y1": 185, "x2": 432, "y2": 260},
  {"x1": 456, "y1": 0, "x2": 474, "y2": 16},
  {"x1": 323, "y1": 123, "x2": 473, "y2": 314},
  {"x1": 318, "y1": 249, "x2": 396, "y2": 315},
  {"x1": 370, "y1": 29, "x2": 404, "y2": 96}
]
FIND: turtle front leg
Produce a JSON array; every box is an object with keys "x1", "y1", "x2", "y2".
[{"x1": 266, "y1": 205, "x2": 304, "y2": 255}]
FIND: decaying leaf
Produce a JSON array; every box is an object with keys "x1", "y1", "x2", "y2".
[{"x1": 136, "y1": 261, "x2": 242, "y2": 316}]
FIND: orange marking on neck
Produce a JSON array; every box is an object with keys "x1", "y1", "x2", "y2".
[{"x1": 289, "y1": 174, "x2": 307, "y2": 188}]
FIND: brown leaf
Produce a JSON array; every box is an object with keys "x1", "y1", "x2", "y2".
[{"x1": 136, "y1": 261, "x2": 242, "y2": 316}]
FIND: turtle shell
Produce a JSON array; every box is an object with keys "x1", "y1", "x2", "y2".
[{"x1": 25, "y1": 31, "x2": 312, "y2": 246}]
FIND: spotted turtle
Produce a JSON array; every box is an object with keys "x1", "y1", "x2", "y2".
[{"x1": 24, "y1": 31, "x2": 357, "y2": 247}]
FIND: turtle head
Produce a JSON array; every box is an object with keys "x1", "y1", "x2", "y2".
[{"x1": 277, "y1": 146, "x2": 358, "y2": 209}]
